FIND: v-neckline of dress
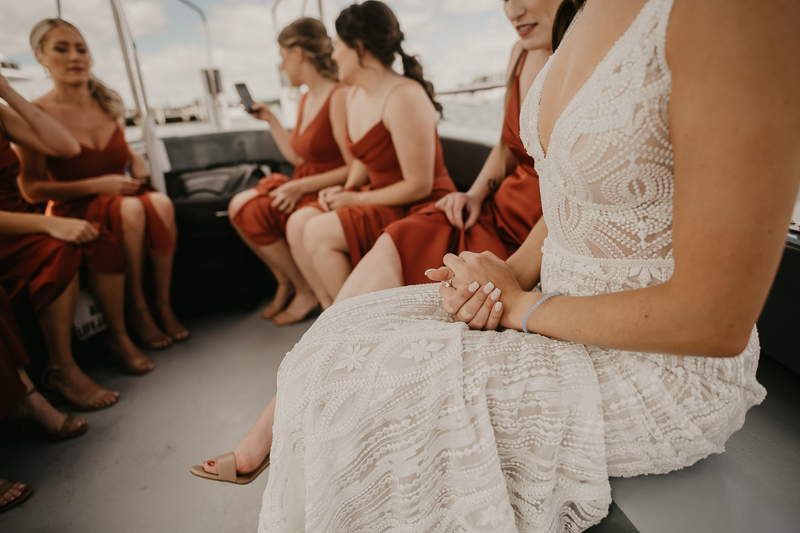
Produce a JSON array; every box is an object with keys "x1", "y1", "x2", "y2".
[{"x1": 534, "y1": 0, "x2": 654, "y2": 159}]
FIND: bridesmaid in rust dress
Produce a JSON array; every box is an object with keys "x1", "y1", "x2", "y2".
[
  {"x1": 290, "y1": 1, "x2": 455, "y2": 310},
  {"x1": 0, "y1": 72, "x2": 151, "y2": 406},
  {"x1": 228, "y1": 18, "x2": 351, "y2": 325},
  {"x1": 17, "y1": 18, "x2": 187, "y2": 350},
  {"x1": 337, "y1": 0, "x2": 559, "y2": 300}
]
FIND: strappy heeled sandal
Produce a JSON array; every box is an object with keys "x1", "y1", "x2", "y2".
[
  {"x1": 0, "y1": 480, "x2": 33, "y2": 514},
  {"x1": 153, "y1": 301, "x2": 190, "y2": 342},
  {"x1": 127, "y1": 307, "x2": 173, "y2": 350},
  {"x1": 8, "y1": 389, "x2": 88, "y2": 442},
  {"x1": 190, "y1": 452, "x2": 270, "y2": 485},
  {"x1": 41, "y1": 362, "x2": 119, "y2": 411}
]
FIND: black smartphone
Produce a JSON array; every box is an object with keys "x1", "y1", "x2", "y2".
[{"x1": 235, "y1": 82, "x2": 256, "y2": 113}]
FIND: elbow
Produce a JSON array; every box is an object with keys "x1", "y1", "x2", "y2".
[
  {"x1": 689, "y1": 322, "x2": 753, "y2": 358},
  {"x1": 409, "y1": 181, "x2": 433, "y2": 203},
  {"x1": 60, "y1": 141, "x2": 81, "y2": 159},
  {"x1": 18, "y1": 179, "x2": 47, "y2": 204}
]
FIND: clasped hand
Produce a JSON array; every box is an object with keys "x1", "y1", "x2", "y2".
[
  {"x1": 269, "y1": 179, "x2": 307, "y2": 213},
  {"x1": 318, "y1": 185, "x2": 358, "y2": 212},
  {"x1": 425, "y1": 251, "x2": 524, "y2": 331}
]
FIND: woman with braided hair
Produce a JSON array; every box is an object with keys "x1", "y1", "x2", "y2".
[{"x1": 286, "y1": 0, "x2": 457, "y2": 310}]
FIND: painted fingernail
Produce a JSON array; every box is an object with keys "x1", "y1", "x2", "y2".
[
  {"x1": 494, "y1": 302, "x2": 502, "y2": 312},
  {"x1": 468, "y1": 282, "x2": 479, "y2": 293},
  {"x1": 483, "y1": 282, "x2": 495, "y2": 294},
  {"x1": 424, "y1": 269, "x2": 435, "y2": 275},
  {"x1": 491, "y1": 288, "x2": 501, "y2": 301}
]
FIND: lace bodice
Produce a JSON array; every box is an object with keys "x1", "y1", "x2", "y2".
[{"x1": 521, "y1": 0, "x2": 676, "y2": 295}]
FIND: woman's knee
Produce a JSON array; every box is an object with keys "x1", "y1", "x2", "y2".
[
  {"x1": 228, "y1": 189, "x2": 258, "y2": 221},
  {"x1": 148, "y1": 192, "x2": 175, "y2": 222},
  {"x1": 303, "y1": 213, "x2": 342, "y2": 254},
  {"x1": 286, "y1": 207, "x2": 320, "y2": 245},
  {"x1": 120, "y1": 197, "x2": 146, "y2": 229}
]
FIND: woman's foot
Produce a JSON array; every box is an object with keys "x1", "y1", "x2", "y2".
[
  {"x1": 105, "y1": 331, "x2": 154, "y2": 375},
  {"x1": 0, "y1": 480, "x2": 31, "y2": 513},
  {"x1": 261, "y1": 282, "x2": 295, "y2": 320},
  {"x1": 272, "y1": 291, "x2": 319, "y2": 326},
  {"x1": 128, "y1": 306, "x2": 172, "y2": 349},
  {"x1": 153, "y1": 301, "x2": 189, "y2": 342},
  {"x1": 202, "y1": 440, "x2": 271, "y2": 477},
  {"x1": 42, "y1": 361, "x2": 119, "y2": 410},
  {"x1": 9, "y1": 389, "x2": 87, "y2": 438}
]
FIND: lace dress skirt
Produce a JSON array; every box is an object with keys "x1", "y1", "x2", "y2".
[{"x1": 258, "y1": 284, "x2": 764, "y2": 532}]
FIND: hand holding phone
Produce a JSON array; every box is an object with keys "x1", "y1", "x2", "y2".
[{"x1": 235, "y1": 83, "x2": 256, "y2": 114}]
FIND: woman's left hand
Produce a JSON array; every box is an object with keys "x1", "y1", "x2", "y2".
[
  {"x1": 269, "y1": 179, "x2": 307, "y2": 213},
  {"x1": 325, "y1": 190, "x2": 358, "y2": 211},
  {"x1": 426, "y1": 251, "x2": 524, "y2": 330}
]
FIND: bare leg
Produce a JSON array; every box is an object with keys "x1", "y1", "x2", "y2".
[
  {"x1": 304, "y1": 212, "x2": 353, "y2": 304},
  {"x1": 121, "y1": 197, "x2": 171, "y2": 349},
  {"x1": 38, "y1": 274, "x2": 119, "y2": 408},
  {"x1": 87, "y1": 270, "x2": 153, "y2": 374},
  {"x1": 147, "y1": 192, "x2": 188, "y2": 341},
  {"x1": 229, "y1": 190, "x2": 297, "y2": 319},
  {"x1": 10, "y1": 367, "x2": 86, "y2": 435},
  {"x1": 336, "y1": 233, "x2": 404, "y2": 303},
  {"x1": 286, "y1": 206, "x2": 334, "y2": 308},
  {"x1": 203, "y1": 395, "x2": 275, "y2": 476}
]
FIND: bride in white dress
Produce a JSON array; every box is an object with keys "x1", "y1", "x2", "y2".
[{"x1": 259, "y1": 0, "x2": 800, "y2": 531}]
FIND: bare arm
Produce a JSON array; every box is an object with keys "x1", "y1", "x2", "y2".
[
  {"x1": 17, "y1": 144, "x2": 138, "y2": 203},
  {"x1": 442, "y1": 0, "x2": 800, "y2": 358},
  {"x1": 0, "y1": 210, "x2": 99, "y2": 244},
  {"x1": 356, "y1": 84, "x2": 439, "y2": 207},
  {"x1": 251, "y1": 103, "x2": 304, "y2": 167},
  {"x1": 0, "y1": 75, "x2": 80, "y2": 158}
]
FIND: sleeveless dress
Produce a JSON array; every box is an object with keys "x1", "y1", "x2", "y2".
[
  {"x1": 232, "y1": 86, "x2": 347, "y2": 245},
  {"x1": 0, "y1": 129, "x2": 124, "y2": 313},
  {"x1": 45, "y1": 126, "x2": 175, "y2": 256},
  {"x1": 0, "y1": 284, "x2": 28, "y2": 420},
  {"x1": 334, "y1": 84, "x2": 456, "y2": 266},
  {"x1": 259, "y1": 1, "x2": 765, "y2": 531},
  {"x1": 384, "y1": 52, "x2": 543, "y2": 285}
]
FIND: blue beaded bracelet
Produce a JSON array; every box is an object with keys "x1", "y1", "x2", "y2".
[{"x1": 522, "y1": 291, "x2": 562, "y2": 334}]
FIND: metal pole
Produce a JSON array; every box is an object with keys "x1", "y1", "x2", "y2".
[
  {"x1": 318, "y1": 0, "x2": 323, "y2": 20},
  {"x1": 56, "y1": 0, "x2": 62, "y2": 18},
  {"x1": 175, "y1": 0, "x2": 214, "y2": 70},
  {"x1": 109, "y1": 0, "x2": 141, "y2": 119}
]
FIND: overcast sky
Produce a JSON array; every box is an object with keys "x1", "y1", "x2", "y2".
[{"x1": 1, "y1": 0, "x2": 518, "y2": 109}]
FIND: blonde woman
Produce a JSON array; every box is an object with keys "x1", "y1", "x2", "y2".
[{"x1": 18, "y1": 19, "x2": 188, "y2": 350}]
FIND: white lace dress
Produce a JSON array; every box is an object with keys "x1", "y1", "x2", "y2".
[{"x1": 259, "y1": 0, "x2": 765, "y2": 530}]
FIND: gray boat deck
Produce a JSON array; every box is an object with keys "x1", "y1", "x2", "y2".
[{"x1": 1, "y1": 301, "x2": 798, "y2": 532}]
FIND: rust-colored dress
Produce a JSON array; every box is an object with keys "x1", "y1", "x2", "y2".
[
  {"x1": 0, "y1": 130, "x2": 124, "y2": 314},
  {"x1": 0, "y1": 285, "x2": 27, "y2": 420},
  {"x1": 233, "y1": 86, "x2": 347, "y2": 245},
  {"x1": 45, "y1": 126, "x2": 175, "y2": 256},
  {"x1": 384, "y1": 53, "x2": 543, "y2": 285},
  {"x1": 335, "y1": 84, "x2": 456, "y2": 266}
]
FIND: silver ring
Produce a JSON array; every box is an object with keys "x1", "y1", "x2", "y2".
[{"x1": 442, "y1": 275, "x2": 456, "y2": 288}]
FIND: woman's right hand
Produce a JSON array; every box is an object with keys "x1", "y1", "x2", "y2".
[
  {"x1": 318, "y1": 185, "x2": 344, "y2": 212},
  {"x1": 46, "y1": 217, "x2": 99, "y2": 244},
  {"x1": 91, "y1": 175, "x2": 140, "y2": 196},
  {"x1": 251, "y1": 103, "x2": 278, "y2": 123},
  {"x1": 434, "y1": 192, "x2": 483, "y2": 230}
]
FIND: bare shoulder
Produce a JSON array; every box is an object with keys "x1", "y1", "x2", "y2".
[
  {"x1": 667, "y1": 0, "x2": 800, "y2": 93},
  {"x1": 384, "y1": 81, "x2": 436, "y2": 125},
  {"x1": 329, "y1": 85, "x2": 348, "y2": 111},
  {"x1": 506, "y1": 41, "x2": 525, "y2": 80}
]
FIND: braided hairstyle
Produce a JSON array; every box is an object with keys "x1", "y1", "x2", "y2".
[
  {"x1": 278, "y1": 18, "x2": 338, "y2": 81},
  {"x1": 552, "y1": 0, "x2": 586, "y2": 50},
  {"x1": 335, "y1": 1, "x2": 442, "y2": 115}
]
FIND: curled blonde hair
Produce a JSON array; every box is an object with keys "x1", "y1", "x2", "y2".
[
  {"x1": 278, "y1": 18, "x2": 338, "y2": 81},
  {"x1": 30, "y1": 18, "x2": 126, "y2": 120}
]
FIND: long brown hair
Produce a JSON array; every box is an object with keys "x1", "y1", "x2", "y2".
[
  {"x1": 552, "y1": 0, "x2": 586, "y2": 50},
  {"x1": 335, "y1": 1, "x2": 442, "y2": 115},
  {"x1": 30, "y1": 18, "x2": 126, "y2": 120},
  {"x1": 278, "y1": 18, "x2": 338, "y2": 81}
]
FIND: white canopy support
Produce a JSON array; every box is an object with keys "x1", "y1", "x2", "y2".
[{"x1": 108, "y1": 0, "x2": 167, "y2": 192}]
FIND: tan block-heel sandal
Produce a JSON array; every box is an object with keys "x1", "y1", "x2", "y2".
[{"x1": 190, "y1": 452, "x2": 270, "y2": 484}]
